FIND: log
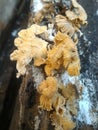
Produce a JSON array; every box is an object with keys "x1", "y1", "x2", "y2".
[{"x1": 9, "y1": 0, "x2": 98, "y2": 130}]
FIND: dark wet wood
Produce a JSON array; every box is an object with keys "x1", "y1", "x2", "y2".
[{"x1": 0, "y1": 1, "x2": 29, "y2": 130}]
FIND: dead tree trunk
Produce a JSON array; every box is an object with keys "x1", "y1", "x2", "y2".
[{"x1": 8, "y1": 0, "x2": 98, "y2": 130}]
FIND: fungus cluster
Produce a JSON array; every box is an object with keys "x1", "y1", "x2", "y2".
[
  {"x1": 38, "y1": 77, "x2": 78, "y2": 130},
  {"x1": 10, "y1": 24, "x2": 48, "y2": 78},
  {"x1": 10, "y1": 0, "x2": 87, "y2": 129},
  {"x1": 50, "y1": 112, "x2": 75, "y2": 130},
  {"x1": 66, "y1": 0, "x2": 87, "y2": 26},
  {"x1": 55, "y1": 15, "x2": 75, "y2": 37},
  {"x1": 44, "y1": 32, "x2": 80, "y2": 76}
]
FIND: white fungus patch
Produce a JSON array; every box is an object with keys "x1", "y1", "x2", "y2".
[
  {"x1": 61, "y1": 71, "x2": 98, "y2": 127},
  {"x1": 61, "y1": 72, "x2": 79, "y2": 85},
  {"x1": 78, "y1": 87, "x2": 92, "y2": 124},
  {"x1": 34, "y1": 116, "x2": 40, "y2": 130},
  {"x1": 31, "y1": 66, "x2": 45, "y2": 87},
  {"x1": 11, "y1": 29, "x2": 19, "y2": 37},
  {"x1": 78, "y1": 73, "x2": 98, "y2": 127},
  {"x1": 96, "y1": 9, "x2": 98, "y2": 16},
  {"x1": 47, "y1": 24, "x2": 54, "y2": 41},
  {"x1": 33, "y1": 0, "x2": 43, "y2": 12}
]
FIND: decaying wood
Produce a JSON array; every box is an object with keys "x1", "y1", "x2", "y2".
[
  {"x1": 9, "y1": 0, "x2": 98, "y2": 130},
  {"x1": 13, "y1": 1, "x2": 80, "y2": 130},
  {"x1": 10, "y1": 0, "x2": 81, "y2": 130}
]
